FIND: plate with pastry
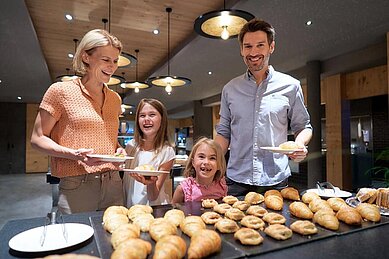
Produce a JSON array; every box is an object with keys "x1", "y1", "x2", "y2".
[
  {"x1": 122, "y1": 164, "x2": 169, "y2": 176},
  {"x1": 8, "y1": 223, "x2": 94, "y2": 252},
  {"x1": 86, "y1": 154, "x2": 134, "y2": 162},
  {"x1": 261, "y1": 141, "x2": 304, "y2": 154}
]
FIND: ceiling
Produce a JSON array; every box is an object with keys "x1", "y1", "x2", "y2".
[{"x1": 1, "y1": 0, "x2": 389, "y2": 119}]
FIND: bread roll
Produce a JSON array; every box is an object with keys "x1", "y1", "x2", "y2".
[
  {"x1": 188, "y1": 229, "x2": 221, "y2": 259},
  {"x1": 289, "y1": 201, "x2": 313, "y2": 219},
  {"x1": 281, "y1": 187, "x2": 300, "y2": 201}
]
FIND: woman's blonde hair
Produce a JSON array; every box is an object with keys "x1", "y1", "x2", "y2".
[
  {"x1": 73, "y1": 29, "x2": 122, "y2": 75},
  {"x1": 183, "y1": 137, "x2": 226, "y2": 182}
]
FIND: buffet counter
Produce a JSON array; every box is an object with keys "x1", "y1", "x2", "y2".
[{"x1": 1, "y1": 200, "x2": 388, "y2": 259}]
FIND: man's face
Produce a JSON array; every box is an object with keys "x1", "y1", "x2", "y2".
[{"x1": 240, "y1": 31, "x2": 275, "y2": 73}]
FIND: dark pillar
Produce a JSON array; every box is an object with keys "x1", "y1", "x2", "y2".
[
  {"x1": 306, "y1": 60, "x2": 323, "y2": 188},
  {"x1": 193, "y1": 100, "x2": 213, "y2": 141}
]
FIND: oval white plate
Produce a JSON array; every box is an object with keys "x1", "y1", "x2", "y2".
[
  {"x1": 8, "y1": 223, "x2": 94, "y2": 253},
  {"x1": 260, "y1": 147, "x2": 301, "y2": 154},
  {"x1": 87, "y1": 154, "x2": 133, "y2": 162},
  {"x1": 122, "y1": 169, "x2": 170, "y2": 176},
  {"x1": 306, "y1": 188, "x2": 352, "y2": 198}
]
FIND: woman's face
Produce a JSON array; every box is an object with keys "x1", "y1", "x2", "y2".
[
  {"x1": 192, "y1": 143, "x2": 218, "y2": 182},
  {"x1": 83, "y1": 45, "x2": 120, "y2": 84},
  {"x1": 138, "y1": 103, "x2": 162, "y2": 140}
]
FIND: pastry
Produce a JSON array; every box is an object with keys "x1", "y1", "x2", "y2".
[
  {"x1": 336, "y1": 206, "x2": 362, "y2": 225},
  {"x1": 111, "y1": 223, "x2": 141, "y2": 249},
  {"x1": 135, "y1": 164, "x2": 155, "y2": 171},
  {"x1": 244, "y1": 192, "x2": 264, "y2": 205},
  {"x1": 232, "y1": 200, "x2": 250, "y2": 211},
  {"x1": 103, "y1": 213, "x2": 129, "y2": 233},
  {"x1": 309, "y1": 198, "x2": 332, "y2": 213},
  {"x1": 301, "y1": 192, "x2": 321, "y2": 204},
  {"x1": 356, "y1": 203, "x2": 381, "y2": 222},
  {"x1": 201, "y1": 211, "x2": 222, "y2": 224},
  {"x1": 149, "y1": 218, "x2": 177, "y2": 241},
  {"x1": 246, "y1": 205, "x2": 268, "y2": 217},
  {"x1": 202, "y1": 198, "x2": 218, "y2": 208},
  {"x1": 188, "y1": 229, "x2": 221, "y2": 259},
  {"x1": 103, "y1": 206, "x2": 128, "y2": 223},
  {"x1": 376, "y1": 188, "x2": 389, "y2": 208},
  {"x1": 111, "y1": 238, "x2": 152, "y2": 259},
  {"x1": 313, "y1": 209, "x2": 339, "y2": 230},
  {"x1": 280, "y1": 187, "x2": 300, "y2": 201},
  {"x1": 356, "y1": 188, "x2": 377, "y2": 203},
  {"x1": 222, "y1": 195, "x2": 239, "y2": 205},
  {"x1": 262, "y1": 212, "x2": 286, "y2": 225},
  {"x1": 279, "y1": 141, "x2": 299, "y2": 149},
  {"x1": 327, "y1": 197, "x2": 347, "y2": 212},
  {"x1": 264, "y1": 224, "x2": 293, "y2": 240},
  {"x1": 264, "y1": 189, "x2": 283, "y2": 199},
  {"x1": 127, "y1": 204, "x2": 153, "y2": 221},
  {"x1": 234, "y1": 228, "x2": 264, "y2": 245},
  {"x1": 215, "y1": 218, "x2": 240, "y2": 233},
  {"x1": 213, "y1": 203, "x2": 232, "y2": 214},
  {"x1": 289, "y1": 201, "x2": 313, "y2": 219},
  {"x1": 164, "y1": 209, "x2": 185, "y2": 227},
  {"x1": 264, "y1": 195, "x2": 283, "y2": 211},
  {"x1": 153, "y1": 235, "x2": 187, "y2": 259},
  {"x1": 132, "y1": 213, "x2": 154, "y2": 232},
  {"x1": 240, "y1": 215, "x2": 265, "y2": 230},
  {"x1": 180, "y1": 216, "x2": 206, "y2": 237},
  {"x1": 225, "y1": 208, "x2": 245, "y2": 221},
  {"x1": 290, "y1": 220, "x2": 318, "y2": 235}
]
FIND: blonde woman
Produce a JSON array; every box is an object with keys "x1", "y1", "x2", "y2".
[{"x1": 31, "y1": 29, "x2": 125, "y2": 214}]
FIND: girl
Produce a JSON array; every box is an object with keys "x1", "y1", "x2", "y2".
[
  {"x1": 123, "y1": 98, "x2": 175, "y2": 207},
  {"x1": 172, "y1": 137, "x2": 227, "y2": 203}
]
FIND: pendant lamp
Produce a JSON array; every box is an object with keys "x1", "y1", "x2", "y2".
[
  {"x1": 120, "y1": 49, "x2": 150, "y2": 93},
  {"x1": 148, "y1": 7, "x2": 191, "y2": 94},
  {"x1": 194, "y1": 0, "x2": 254, "y2": 40},
  {"x1": 56, "y1": 39, "x2": 80, "y2": 82}
]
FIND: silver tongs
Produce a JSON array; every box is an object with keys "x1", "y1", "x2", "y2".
[
  {"x1": 40, "y1": 211, "x2": 68, "y2": 247},
  {"x1": 316, "y1": 181, "x2": 341, "y2": 196}
]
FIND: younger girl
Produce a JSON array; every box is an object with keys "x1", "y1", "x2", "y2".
[
  {"x1": 172, "y1": 137, "x2": 227, "y2": 203},
  {"x1": 123, "y1": 98, "x2": 175, "y2": 207}
]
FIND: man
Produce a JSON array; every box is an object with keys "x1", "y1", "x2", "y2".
[{"x1": 215, "y1": 18, "x2": 313, "y2": 196}]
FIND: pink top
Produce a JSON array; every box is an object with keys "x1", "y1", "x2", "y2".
[{"x1": 180, "y1": 177, "x2": 228, "y2": 202}]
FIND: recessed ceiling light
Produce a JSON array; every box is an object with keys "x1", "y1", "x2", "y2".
[
  {"x1": 68, "y1": 53, "x2": 74, "y2": 58},
  {"x1": 153, "y1": 29, "x2": 159, "y2": 35},
  {"x1": 17, "y1": 96, "x2": 22, "y2": 100},
  {"x1": 65, "y1": 14, "x2": 73, "y2": 21},
  {"x1": 306, "y1": 20, "x2": 312, "y2": 26},
  {"x1": 208, "y1": 71, "x2": 212, "y2": 75}
]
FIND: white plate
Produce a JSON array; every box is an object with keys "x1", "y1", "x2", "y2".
[
  {"x1": 87, "y1": 154, "x2": 133, "y2": 162},
  {"x1": 345, "y1": 197, "x2": 389, "y2": 216},
  {"x1": 306, "y1": 188, "x2": 352, "y2": 198},
  {"x1": 122, "y1": 169, "x2": 170, "y2": 176},
  {"x1": 8, "y1": 223, "x2": 94, "y2": 253},
  {"x1": 260, "y1": 147, "x2": 301, "y2": 154}
]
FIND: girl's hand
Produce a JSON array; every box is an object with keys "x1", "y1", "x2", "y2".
[{"x1": 130, "y1": 173, "x2": 158, "y2": 185}]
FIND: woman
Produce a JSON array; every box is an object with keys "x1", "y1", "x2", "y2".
[
  {"x1": 31, "y1": 29, "x2": 126, "y2": 214},
  {"x1": 123, "y1": 98, "x2": 175, "y2": 207}
]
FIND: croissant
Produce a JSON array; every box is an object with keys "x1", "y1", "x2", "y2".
[
  {"x1": 313, "y1": 209, "x2": 339, "y2": 230},
  {"x1": 244, "y1": 192, "x2": 264, "y2": 205},
  {"x1": 264, "y1": 189, "x2": 283, "y2": 199},
  {"x1": 280, "y1": 187, "x2": 300, "y2": 201},
  {"x1": 327, "y1": 197, "x2": 347, "y2": 212},
  {"x1": 164, "y1": 209, "x2": 185, "y2": 227},
  {"x1": 111, "y1": 238, "x2": 152, "y2": 259},
  {"x1": 180, "y1": 216, "x2": 206, "y2": 237},
  {"x1": 336, "y1": 206, "x2": 362, "y2": 225},
  {"x1": 309, "y1": 198, "x2": 332, "y2": 213},
  {"x1": 153, "y1": 235, "x2": 187, "y2": 259},
  {"x1": 149, "y1": 218, "x2": 177, "y2": 241},
  {"x1": 103, "y1": 213, "x2": 129, "y2": 233},
  {"x1": 289, "y1": 201, "x2": 313, "y2": 219},
  {"x1": 301, "y1": 192, "x2": 321, "y2": 204},
  {"x1": 111, "y1": 223, "x2": 141, "y2": 249},
  {"x1": 132, "y1": 213, "x2": 155, "y2": 232},
  {"x1": 103, "y1": 206, "x2": 128, "y2": 222},
  {"x1": 356, "y1": 203, "x2": 381, "y2": 222},
  {"x1": 188, "y1": 229, "x2": 221, "y2": 259},
  {"x1": 128, "y1": 205, "x2": 153, "y2": 221},
  {"x1": 264, "y1": 195, "x2": 283, "y2": 211}
]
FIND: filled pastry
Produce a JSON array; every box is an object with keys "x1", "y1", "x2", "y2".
[
  {"x1": 225, "y1": 208, "x2": 246, "y2": 221},
  {"x1": 234, "y1": 228, "x2": 264, "y2": 245},
  {"x1": 188, "y1": 229, "x2": 221, "y2": 259},
  {"x1": 290, "y1": 220, "x2": 318, "y2": 235},
  {"x1": 262, "y1": 212, "x2": 286, "y2": 225},
  {"x1": 201, "y1": 198, "x2": 218, "y2": 208},
  {"x1": 232, "y1": 200, "x2": 250, "y2": 211},
  {"x1": 222, "y1": 195, "x2": 239, "y2": 205},
  {"x1": 246, "y1": 205, "x2": 268, "y2": 217},
  {"x1": 244, "y1": 192, "x2": 264, "y2": 205},
  {"x1": 201, "y1": 211, "x2": 222, "y2": 225},
  {"x1": 264, "y1": 224, "x2": 293, "y2": 240},
  {"x1": 213, "y1": 203, "x2": 232, "y2": 214},
  {"x1": 240, "y1": 215, "x2": 265, "y2": 230},
  {"x1": 214, "y1": 218, "x2": 240, "y2": 233}
]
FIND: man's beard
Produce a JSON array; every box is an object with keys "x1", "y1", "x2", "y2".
[{"x1": 246, "y1": 54, "x2": 270, "y2": 72}]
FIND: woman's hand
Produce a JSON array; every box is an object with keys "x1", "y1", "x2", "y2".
[{"x1": 130, "y1": 173, "x2": 158, "y2": 185}]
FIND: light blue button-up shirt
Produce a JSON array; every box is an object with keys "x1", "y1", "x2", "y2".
[{"x1": 216, "y1": 66, "x2": 312, "y2": 186}]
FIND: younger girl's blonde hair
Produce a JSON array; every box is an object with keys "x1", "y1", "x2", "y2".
[
  {"x1": 73, "y1": 29, "x2": 122, "y2": 75},
  {"x1": 183, "y1": 137, "x2": 226, "y2": 182}
]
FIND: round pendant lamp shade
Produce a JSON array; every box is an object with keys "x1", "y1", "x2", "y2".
[{"x1": 121, "y1": 49, "x2": 150, "y2": 93}]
